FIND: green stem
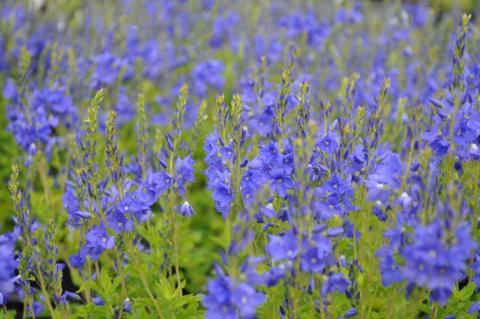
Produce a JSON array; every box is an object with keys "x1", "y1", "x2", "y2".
[
  {"x1": 38, "y1": 154, "x2": 53, "y2": 210},
  {"x1": 129, "y1": 245, "x2": 165, "y2": 319},
  {"x1": 316, "y1": 276, "x2": 326, "y2": 319},
  {"x1": 401, "y1": 136, "x2": 416, "y2": 192},
  {"x1": 166, "y1": 126, "x2": 183, "y2": 289},
  {"x1": 172, "y1": 211, "x2": 182, "y2": 287},
  {"x1": 32, "y1": 254, "x2": 56, "y2": 318},
  {"x1": 449, "y1": 93, "x2": 461, "y2": 144},
  {"x1": 116, "y1": 251, "x2": 128, "y2": 319},
  {"x1": 432, "y1": 303, "x2": 438, "y2": 319},
  {"x1": 139, "y1": 271, "x2": 164, "y2": 319},
  {"x1": 84, "y1": 258, "x2": 93, "y2": 306}
]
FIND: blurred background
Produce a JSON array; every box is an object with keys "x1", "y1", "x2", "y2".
[{"x1": 27, "y1": 0, "x2": 480, "y2": 14}]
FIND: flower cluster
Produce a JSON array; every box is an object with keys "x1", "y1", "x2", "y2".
[{"x1": 0, "y1": 1, "x2": 479, "y2": 318}]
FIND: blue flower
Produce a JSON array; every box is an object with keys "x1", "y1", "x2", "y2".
[
  {"x1": 204, "y1": 130, "x2": 221, "y2": 162},
  {"x1": 91, "y1": 52, "x2": 123, "y2": 89},
  {"x1": 93, "y1": 297, "x2": 105, "y2": 306},
  {"x1": 317, "y1": 132, "x2": 339, "y2": 154},
  {"x1": 27, "y1": 301, "x2": 44, "y2": 317},
  {"x1": 259, "y1": 141, "x2": 279, "y2": 166},
  {"x1": 123, "y1": 298, "x2": 132, "y2": 313},
  {"x1": 430, "y1": 135, "x2": 450, "y2": 157},
  {"x1": 106, "y1": 208, "x2": 134, "y2": 234},
  {"x1": 350, "y1": 145, "x2": 369, "y2": 173},
  {"x1": 376, "y1": 247, "x2": 402, "y2": 286},
  {"x1": 203, "y1": 265, "x2": 265, "y2": 319},
  {"x1": 300, "y1": 234, "x2": 332, "y2": 273},
  {"x1": 314, "y1": 196, "x2": 341, "y2": 220},
  {"x1": 248, "y1": 104, "x2": 275, "y2": 137},
  {"x1": 63, "y1": 185, "x2": 91, "y2": 228},
  {"x1": 178, "y1": 201, "x2": 195, "y2": 217},
  {"x1": 322, "y1": 174, "x2": 350, "y2": 195},
  {"x1": 401, "y1": 222, "x2": 476, "y2": 305},
  {"x1": 80, "y1": 223, "x2": 115, "y2": 263},
  {"x1": 210, "y1": 13, "x2": 239, "y2": 49},
  {"x1": 69, "y1": 248, "x2": 88, "y2": 269},
  {"x1": 204, "y1": 130, "x2": 236, "y2": 218},
  {"x1": 241, "y1": 167, "x2": 267, "y2": 206},
  {"x1": 321, "y1": 273, "x2": 349, "y2": 297},
  {"x1": 254, "y1": 203, "x2": 276, "y2": 223},
  {"x1": 266, "y1": 230, "x2": 298, "y2": 262},
  {"x1": 191, "y1": 60, "x2": 225, "y2": 97},
  {"x1": 146, "y1": 171, "x2": 174, "y2": 198},
  {"x1": 270, "y1": 168, "x2": 294, "y2": 198},
  {"x1": 372, "y1": 201, "x2": 388, "y2": 221},
  {"x1": 263, "y1": 264, "x2": 289, "y2": 287},
  {"x1": 365, "y1": 152, "x2": 403, "y2": 202},
  {"x1": 213, "y1": 182, "x2": 234, "y2": 218},
  {"x1": 232, "y1": 283, "x2": 266, "y2": 318},
  {"x1": 106, "y1": 189, "x2": 151, "y2": 224},
  {"x1": 220, "y1": 146, "x2": 235, "y2": 161},
  {"x1": 3, "y1": 78, "x2": 18, "y2": 102},
  {"x1": 469, "y1": 302, "x2": 480, "y2": 314},
  {"x1": 343, "y1": 307, "x2": 358, "y2": 318},
  {"x1": 6, "y1": 87, "x2": 76, "y2": 154},
  {"x1": 0, "y1": 229, "x2": 19, "y2": 305},
  {"x1": 114, "y1": 87, "x2": 135, "y2": 124},
  {"x1": 175, "y1": 155, "x2": 195, "y2": 195},
  {"x1": 203, "y1": 270, "x2": 236, "y2": 319}
]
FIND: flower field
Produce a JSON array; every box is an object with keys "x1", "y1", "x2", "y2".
[{"x1": 0, "y1": 1, "x2": 480, "y2": 318}]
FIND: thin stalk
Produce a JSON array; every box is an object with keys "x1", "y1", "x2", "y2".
[
  {"x1": 116, "y1": 251, "x2": 128, "y2": 319},
  {"x1": 32, "y1": 253, "x2": 56, "y2": 318},
  {"x1": 128, "y1": 244, "x2": 165, "y2": 319},
  {"x1": 138, "y1": 271, "x2": 164, "y2": 319},
  {"x1": 84, "y1": 258, "x2": 93, "y2": 305},
  {"x1": 38, "y1": 154, "x2": 53, "y2": 210},
  {"x1": 401, "y1": 136, "x2": 416, "y2": 192},
  {"x1": 167, "y1": 128, "x2": 182, "y2": 288},
  {"x1": 172, "y1": 211, "x2": 182, "y2": 287}
]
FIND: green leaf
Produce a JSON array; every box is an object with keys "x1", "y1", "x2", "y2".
[
  {"x1": 73, "y1": 303, "x2": 111, "y2": 319},
  {"x1": 453, "y1": 282, "x2": 476, "y2": 301}
]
